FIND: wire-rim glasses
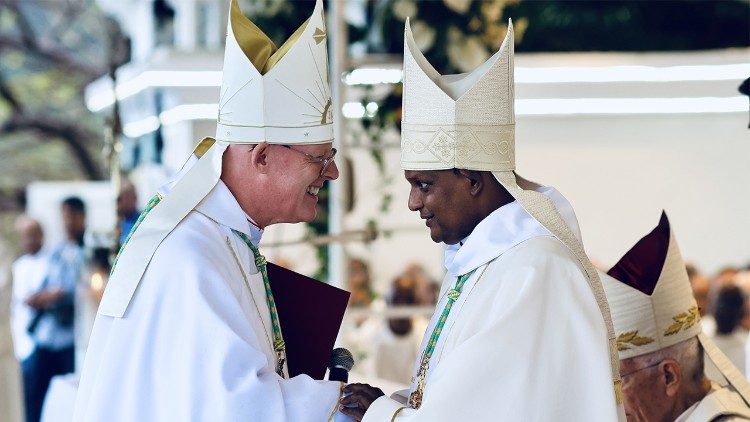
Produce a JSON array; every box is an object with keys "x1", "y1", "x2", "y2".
[{"x1": 282, "y1": 145, "x2": 337, "y2": 177}]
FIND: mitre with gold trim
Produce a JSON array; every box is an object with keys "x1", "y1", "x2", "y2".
[
  {"x1": 400, "y1": 18, "x2": 623, "y2": 404},
  {"x1": 99, "y1": 0, "x2": 332, "y2": 318},
  {"x1": 216, "y1": 0, "x2": 332, "y2": 144},
  {"x1": 602, "y1": 212, "x2": 700, "y2": 359},
  {"x1": 601, "y1": 212, "x2": 750, "y2": 402}
]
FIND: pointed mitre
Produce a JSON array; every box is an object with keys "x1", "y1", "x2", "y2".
[
  {"x1": 98, "y1": 0, "x2": 332, "y2": 318},
  {"x1": 602, "y1": 212, "x2": 701, "y2": 359},
  {"x1": 400, "y1": 19, "x2": 624, "y2": 405},
  {"x1": 401, "y1": 18, "x2": 515, "y2": 171},
  {"x1": 216, "y1": 0, "x2": 333, "y2": 144},
  {"x1": 601, "y1": 213, "x2": 750, "y2": 403}
]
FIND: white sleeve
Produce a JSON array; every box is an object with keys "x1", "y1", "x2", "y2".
[{"x1": 74, "y1": 231, "x2": 342, "y2": 422}]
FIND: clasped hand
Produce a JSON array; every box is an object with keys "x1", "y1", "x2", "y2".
[{"x1": 339, "y1": 383, "x2": 385, "y2": 421}]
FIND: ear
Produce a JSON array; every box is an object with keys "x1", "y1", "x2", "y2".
[
  {"x1": 456, "y1": 169, "x2": 483, "y2": 196},
  {"x1": 249, "y1": 142, "x2": 271, "y2": 173},
  {"x1": 661, "y1": 359, "x2": 683, "y2": 397}
]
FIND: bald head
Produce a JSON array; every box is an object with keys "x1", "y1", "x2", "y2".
[{"x1": 15, "y1": 216, "x2": 43, "y2": 255}]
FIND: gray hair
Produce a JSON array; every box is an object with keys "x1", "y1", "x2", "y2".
[{"x1": 632, "y1": 337, "x2": 705, "y2": 384}]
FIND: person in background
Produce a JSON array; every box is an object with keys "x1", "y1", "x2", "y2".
[
  {"x1": 707, "y1": 285, "x2": 747, "y2": 379},
  {"x1": 716, "y1": 267, "x2": 741, "y2": 288},
  {"x1": 421, "y1": 282, "x2": 439, "y2": 307},
  {"x1": 687, "y1": 263, "x2": 716, "y2": 335},
  {"x1": 10, "y1": 216, "x2": 49, "y2": 365},
  {"x1": 687, "y1": 264, "x2": 711, "y2": 316},
  {"x1": 16, "y1": 197, "x2": 85, "y2": 422},
  {"x1": 349, "y1": 258, "x2": 375, "y2": 308},
  {"x1": 116, "y1": 179, "x2": 140, "y2": 246},
  {"x1": 402, "y1": 263, "x2": 435, "y2": 351},
  {"x1": 2, "y1": 234, "x2": 24, "y2": 422},
  {"x1": 736, "y1": 272, "x2": 750, "y2": 333},
  {"x1": 404, "y1": 263, "x2": 438, "y2": 307},
  {"x1": 373, "y1": 275, "x2": 421, "y2": 385}
]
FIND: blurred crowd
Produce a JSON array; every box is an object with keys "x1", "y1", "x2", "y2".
[
  {"x1": 4, "y1": 180, "x2": 140, "y2": 422},
  {"x1": 342, "y1": 259, "x2": 440, "y2": 387},
  {"x1": 687, "y1": 263, "x2": 750, "y2": 380}
]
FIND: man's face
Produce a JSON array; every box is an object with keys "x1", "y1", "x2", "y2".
[
  {"x1": 266, "y1": 143, "x2": 339, "y2": 224},
  {"x1": 388, "y1": 280, "x2": 417, "y2": 336},
  {"x1": 404, "y1": 169, "x2": 475, "y2": 245},
  {"x1": 62, "y1": 205, "x2": 86, "y2": 240},
  {"x1": 117, "y1": 184, "x2": 138, "y2": 217},
  {"x1": 619, "y1": 358, "x2": 672, "y2": 422},
  {"x1": 18, "y1": 221, "x2": 43, "y2": 255}
]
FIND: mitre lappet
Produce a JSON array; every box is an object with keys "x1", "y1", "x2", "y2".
[
  {"x1": 601, "y1": 212, "x2": 750, "y2": 404},
  {"x1": 99, "y1": 0, "x2": 333, "y2": 318}
]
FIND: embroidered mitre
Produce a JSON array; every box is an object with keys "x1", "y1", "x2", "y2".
[
  {"x1": 601, "y1": 213, "x2": 750, "y2": 403},
  {"x1": 399, "y1": 18, "x2": 625, "y2": 407},
  {"x1": 216, "y1": 0, "x2": 332, "y2": 144},
  {"x1": 601, "y1": 212, "x2": 701, "y2": 359},
  {"x1": 400, "y1": 19, "x2": 514, "y2": 172},
  {"x1": 98, "y1": 0, "x2": 333, "y2": 319}
]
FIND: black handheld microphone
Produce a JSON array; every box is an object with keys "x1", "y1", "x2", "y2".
[{"x1": 328, "y1": 348, "x2": 354, "y2": 382}]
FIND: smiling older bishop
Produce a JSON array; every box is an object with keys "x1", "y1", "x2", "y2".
[{"x1": 73, "y1": 1, "x2": 346, "y2": 421}]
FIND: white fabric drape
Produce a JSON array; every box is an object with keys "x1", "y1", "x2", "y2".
[{"x1": 74, "y1": 182, "x2": 342, "y2": 421}]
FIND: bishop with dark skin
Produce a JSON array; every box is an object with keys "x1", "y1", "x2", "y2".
[{"x1": 340, "y1": 168, "x2": 514, "y2": 421}]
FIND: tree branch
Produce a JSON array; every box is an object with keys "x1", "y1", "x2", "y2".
[
  {"x1": 0, "y1": 36, "x2": 105, "y2": 80},
  {"x1": 0, "y1": 72, "x2": 22, "y2": 113},
  {"x1": 1, "y1": 114, "x2": 103, "y2": 180},
  {"x1": 6, "y1": 0, "x2": 37, "y2": 47},
  {"x1": 0, "y1": 2, "x2": 108, "y2": 80}
]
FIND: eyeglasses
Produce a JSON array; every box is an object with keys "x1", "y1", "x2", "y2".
[
  {"x1": 621, "y1": 360, "x2": 664, "y2": 379},
  {"x1": 281, "y1": 145, "x2": 337, "y2": 177}
]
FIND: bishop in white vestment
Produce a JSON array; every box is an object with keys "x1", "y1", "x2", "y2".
[
  {"x1": 74, "y1": 1, "x2": 348, "y2": 420},
  {"x1": 601, "y1": 213, "x2": 750, "y2": 422},
  {"x1": 341, "y1": 19, "x2": 624, "y2": 422}
]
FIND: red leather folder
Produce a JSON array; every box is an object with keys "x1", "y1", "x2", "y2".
[{"x1": 266, "y1": 262, "x2": 351, "y2": 379}]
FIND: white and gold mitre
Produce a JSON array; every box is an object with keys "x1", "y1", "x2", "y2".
[
  {"x1": 601, "y1": 212, "x2": 701, "y2": 359},
  {"x1": 216, "y1": 0, "x2": 332, "y2": 144},
  {"x1": 401, "y1": 19, "x2": 514, "y2": 171},
  {"x1": 98, "y1": 0, "x2": 333, "y2": 318},
  {"x1": 400, "y1": 19, "x2": 624, "y2": 408},
  {"x1": 601, "y1": 213, "x2": 750, "y2": 402}
]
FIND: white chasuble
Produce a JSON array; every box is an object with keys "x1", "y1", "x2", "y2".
[
  {"x1": 363, "y1": 187, "x2": 621, "y2": 421},
  {"x1": 73, "y1": 181, "x2": 342, "y2": 421}
]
